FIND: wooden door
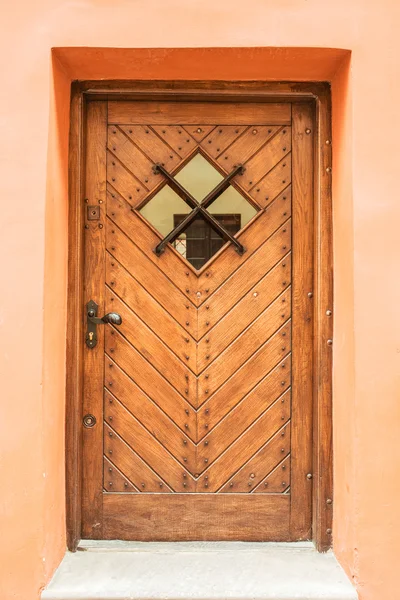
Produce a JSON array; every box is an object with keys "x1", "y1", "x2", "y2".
[{"x1": 81, "y1": 99, "x2": 314, "y2": 541}]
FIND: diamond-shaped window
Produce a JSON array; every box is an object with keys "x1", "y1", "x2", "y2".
[{"x1": 139, "y1": 153, "x2": 258, "y2": 269}]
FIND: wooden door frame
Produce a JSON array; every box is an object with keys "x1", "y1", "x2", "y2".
[{"x1": 66, "y1": 80, "x2": 333, "y2": 552}]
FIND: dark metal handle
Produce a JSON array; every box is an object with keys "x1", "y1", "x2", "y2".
[
  {"x1": 88, "y1": 310, "x2": 122, "y2": 326},
  {"x1": 101, "y1": 312, "x2": 122, "y2": 325},
  {"x1": 86, "y1": 300, "x2": 122, "y2": 349}
]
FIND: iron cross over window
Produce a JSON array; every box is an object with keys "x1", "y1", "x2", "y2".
[{"x1": 152, "y1": 162, "x2": 246, "y2": 256}]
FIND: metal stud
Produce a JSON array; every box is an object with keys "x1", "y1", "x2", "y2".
[
  {"x1": 326, "y1": 310, "x2": 332, "y2": 316},
  {"x1": 327, "y1": 339, "x2": 333, "y2": 346},
  {"x1": 326, "y1": 498, "x2": 333, "y2": 505},
  {"x1": 305, "y1": 128, "x2": 311, "y2": 135}
]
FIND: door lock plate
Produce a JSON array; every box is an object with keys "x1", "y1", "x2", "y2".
[{"x1": 86, "y1": 300, "x2": 99, "y2": 348}]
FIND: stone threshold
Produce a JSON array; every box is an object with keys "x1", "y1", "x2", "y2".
[{"x1": 42, "y1": 541, "x2": 357, "y2": 600}]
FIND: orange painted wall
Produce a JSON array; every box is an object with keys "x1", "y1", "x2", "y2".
[{"x1": 1, "y1": 2, "x2": 399, "y2": 600}]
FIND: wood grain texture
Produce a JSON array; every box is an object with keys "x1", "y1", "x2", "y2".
[
  {"x1": 105, "y1": 328, "x2": 197, "y2": 438},
  {"x1": 103, "y1": 494, "x2": 290, "y2": 541},
  {"x1": 289, "y1": 103, "x2": 314, "y2": 540},
  {"x1": 313, "y1": 91, "x2": 334, "y2": 551},
  {"x1": 107, "y1": 189, "x2": 197, "y2": 301},
  {"x1": 104, "y1": 423, "x2": 173, "y2": 493},
  {"x1": 105, "y1": 255, "x2": 196, "y2": 369},
  {"x1": 66, "y1": 86, "x2": 84, "y2": 551},
  {"x1": 81, "y1": 101, "x2": 107, "y2": 538},
  {"x1": 196, "y1": 191, "x2": 291, "y2": 303},
  {"x1": 253, "y1": 456, "x2": 291, "y2": 493},
  {"x1": 72, "y1": 89, "x2": 332, "y2": 546},
  {"x1": 108, "y1": 102, "x2": 291, "y2": 125},
  {"x1": 105, "y1": 219, "x2": 197, "y2": 335},
  {"x1": 104, "y1": 393, "x2": 196, "y2": 491},
  {"x1": 105, "y1": 360, "x2": 196, "y2": 472}
]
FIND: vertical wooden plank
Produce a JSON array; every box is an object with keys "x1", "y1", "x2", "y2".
[
  {"x1": 313, "y1": 88, "x2": 334, "y2": 551},
  {"x1": 66, "y1": 85, "x2": 84, "y2": 551},
  {"x1": 81, "y1": 100, "x2": 107, "y2": 538},
  {"x1": 290, "y1": 102, "x2": 314, "y2": 539}
]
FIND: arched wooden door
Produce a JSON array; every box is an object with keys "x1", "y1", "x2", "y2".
[{"x1": 81, "y1": 98, "x2": 314, "y2": 541}]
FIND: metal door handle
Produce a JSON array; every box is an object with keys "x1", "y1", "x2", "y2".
[
  {"x1": 86, "y1": 300, "x2": 122, "y2": 348},
  {"x1": 88, "y1": 310, "x2": 122, "y2": 325}
]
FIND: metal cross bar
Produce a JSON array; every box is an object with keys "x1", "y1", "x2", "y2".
[
  {"x1": 153, "y1": 163, "x2": 198, "y2": 210},
  {"x1": 153, "y1": 163, "x2": 246, "y2": 256}
]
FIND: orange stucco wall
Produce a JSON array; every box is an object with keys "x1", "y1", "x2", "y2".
[{"x1": 1, "y1": 2, "x2": 399, "y2": 599}]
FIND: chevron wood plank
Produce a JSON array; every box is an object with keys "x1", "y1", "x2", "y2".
[
  {"x1": 197, "y1": 256, "x2": 291, "y2": 369},
  {"x1": 241, "y1": 128, "x2": 292, "y2": 191},
  {"x1": 197, "y1": 392, "x2": 291, "y2": 490},
  {"x1": 108, "y1": 126, "x2": 162, "y2": 189},
  {"x1": 250, "y1": 156, "x2": 292, "y2": 208},
  {"x1": 182, "y1": 125, "x2": 216, "y2": 142},
  {"x1": 105, "y1": 328, "x2": 197, "y2": 437},
  {"x1": 108, "y1": 102, "x2": 292, "y2": 125},
  {"x1": 103, "y1": 457, "x2": 138, "y2": 493},
  {"x1": 107, "y1": 152, "x2": 147, "y2": 206},
  {"x1": 151, "y1": 126, "x2": 197, "y2": 157},
  {"x1": 253, "y1": 456, "x2": 291, "y2": 493},
  {"x1": 106, "y1": 219, "x2": 197, "y2": 335},
  {"x1": 120, "y1": 125, "x2": 181, "y2": 171},
  {"x1": 198, "y1": 356, "x2": 292, "y2": 463},
  {"x1": 105, "y1": 393, "x2": 195, "y2": 492},
  {"x1": 107, "y1": 189, "x2": 197, "y2": 301},
  {"x1": 105, "y1": 361, "x2": 196, "y2": 472},
  {"x1": 216, "y1": 126, "x2": 280, "y2": 173},
  {"x1": 106, "y1": 256, "x2": 197, "y2": 369},
  {"x1": 199, "y1": 125, "x2": 248, "y2": 159},
  {"x1": 106, "y1": 292, "x2": 197, "y2": 397},
  {"x1": 197, "y1": 323, "x2": 291, "y2": 430},
  {"x1": 196, "y1": 192, "x2": 292, "y2": 302},
  {"x1": 219, "y1": 422, "x2": 291, "y2": 493},
  {"x1": 104, "y1": 423, "x2": 173, "y2": 493},
  {"x1": 198, "y1": 223, "x2": 291, "y2": 337},
  {"x1": 198, "y1": 289, "x2": 291, "y2": 397}
]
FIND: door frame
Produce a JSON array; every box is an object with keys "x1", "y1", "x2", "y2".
[{"x1": 66, "y1": 80, "x2": 333, "y2": 552}]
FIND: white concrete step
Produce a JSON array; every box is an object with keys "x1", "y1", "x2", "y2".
[{"x1": 42, "y1": 541, "x2": 357, "y2": 600}]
